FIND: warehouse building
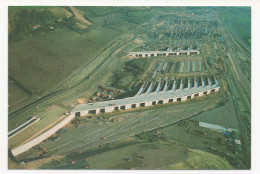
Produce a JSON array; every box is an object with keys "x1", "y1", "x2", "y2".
[
  {"x1": 128, "y1": 49, "x2": 200, "y2": 57},
  {"x1": 72, "y1": 76, "x2": 220, "y2": 117}
]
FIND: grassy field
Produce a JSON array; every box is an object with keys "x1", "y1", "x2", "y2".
[
  {"x1": 8, "y1": 28, "x2": 135, "y2": 133},
  {"x1": 8, "y1": 26, "x2": 121, "y2": 98},
  {"x1": 87, "y1": 143, "x2": 188, "y2": 169},
  {"x1": 192, "y1": 99, "x2": 238, "y2": 128},
  {"x1": 8, "y1": 6, "x2": 158, "y2": 112},
  {"x1": 219, "y1": 7, "x2": 251, "y2": 46},
  {"x1": 8, "y1": 155, "x2": 64, "y2": 169},
  {"x1": 8, "y1": 77, "x2": 36, "y2": 111},
  {"x1": 152, "y1": 119, "x2": 229, "y2": 156},
  {"x1": 163, "y1": 149, "x2": 233, "y2": 169}
]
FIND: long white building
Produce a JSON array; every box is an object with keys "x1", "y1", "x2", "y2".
[
  {"x1": 128, "y1": 49, "x2": 200, "y2": 57},
  {"x1": 11, "y1": 76, "x2": 220, "y2": 156},
  {"x1": 72, "y1": 76, "x2": 220, "y2": 116}
]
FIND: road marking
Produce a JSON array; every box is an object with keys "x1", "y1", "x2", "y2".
[
  {"x1": 47, "y1": 122, "x2": 118, "y2": 152},
  {"x1": 120, "y1": 118, "x2": 140, "y2": 130},
  {"x1": 56, "y1": 116, "x2": 161, "y2": 154},
  {"x1": 54, "y1": 107, "x2": 209, "y2": 156}
]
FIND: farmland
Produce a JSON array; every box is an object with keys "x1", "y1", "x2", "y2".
[
  {"x1": 8, "y1": 7, "x2": 250, "y2": 170},
  {"x1": 8, "y1": 6, "x2": 156, "y2": 112}
]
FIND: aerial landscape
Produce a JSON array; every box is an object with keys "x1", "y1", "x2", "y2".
[{"x1": 8, "y1": 6, "x2": 251, "y2": 170}]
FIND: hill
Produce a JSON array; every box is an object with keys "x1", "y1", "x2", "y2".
[{"x1": 8, "y1": 6, "x2": 156, "y2": 112}]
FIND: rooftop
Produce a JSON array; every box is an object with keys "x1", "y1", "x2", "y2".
[
  {"x1": 72, "y1": 84, "x2": 219, "y2": 112},
  {"x1": 129, "y1": 49, "x2": 200, "y2": 54}
]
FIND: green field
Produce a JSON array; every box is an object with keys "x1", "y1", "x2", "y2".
[
  {"x1": 40, "y1": 141, "x2": 233, "y2": 169},
  {"x1": 87, "y1": 143, "x2": 188, "y2": 169},
  {"x1": 219, "y1": 7, "x2": 251, "y2": 46},
  {"x1": 193, "y1": 99, "x2": 238, "y2": 128},
  {"x1": 9, "y1": 27, "x2": 121, "y2": 96},
  {"x1": 8, "y1": 7, "x2": 159, "y2": 112},
  {"x1": 8, "y1": 77, "x2": 36, "y2": 111},
  {"x1": 163, "y1": 149, "x2": 233, "y2": 169}
]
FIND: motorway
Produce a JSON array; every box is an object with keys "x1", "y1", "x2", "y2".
[{"x1": 25, "y1": 99, "x2": 215, "y2": 160}]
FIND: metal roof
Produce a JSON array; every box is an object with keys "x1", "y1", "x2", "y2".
[
  {"x1": 199, "y1": 121, "x2": 237, "y2": 132},
  {"x1": 129, "y1": 49, "x2": 200, "y2": 54},
  {"x1": 72, "y1": 85, "x2": 219, "y2": 112},
  {"x1": 199, "y1": 122, "x2": 227, "y2": 131}
]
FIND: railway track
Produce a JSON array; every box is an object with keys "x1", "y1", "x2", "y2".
[{"x1": 218, "y1": 14, "x2": 251, "y2": 168}]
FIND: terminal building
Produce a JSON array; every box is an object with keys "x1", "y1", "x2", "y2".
[
  {"x1": 11, "y1": 76, "x2": 220, "y2": 156},
  {"x1": 72, "y1": 76, "x2": 219, "y2": 116},
  {"x1": 128, "y1": 49, "x2": 200, "y2": 58}
]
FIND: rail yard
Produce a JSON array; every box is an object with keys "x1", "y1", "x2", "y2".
[{"x1": 8, "y1": 7, "x2": 251, "y2": 170}]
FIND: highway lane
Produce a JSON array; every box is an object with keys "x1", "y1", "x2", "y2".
[
  {"x1": 38, "y1": 100, "x2": 215, "y2": 158},
  {"x1": 47, "y1": 121, "x2": 121, "y2": 152},
  {"x1": 20, "y1": 98, "x2": 217, "y2": 160},
  {"x1": 57, "y1": 116, "x2": 162, "y2": 155},
  {"x1": 43, "y1": 102, "x2": 205, "y2": 152},
  {"x1": 53, "y1": 107, "x2": 210, "y2": 157}
]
